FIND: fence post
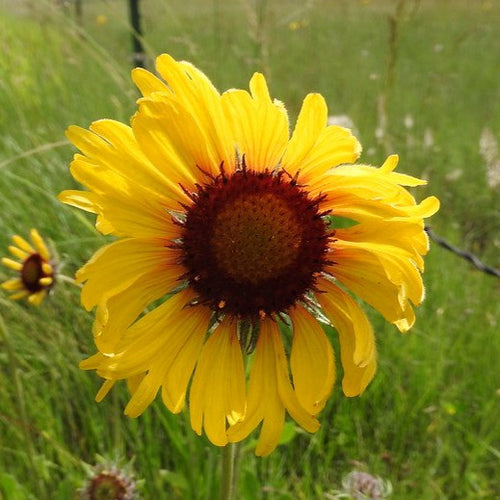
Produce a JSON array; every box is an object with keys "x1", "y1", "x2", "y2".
[{"x1": 129, "y1": 0, "x2": 146, "y2": 68}]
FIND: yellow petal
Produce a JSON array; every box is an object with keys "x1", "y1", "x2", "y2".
[
  {"x1": 28, "y1": 290, "x2": 46, "y2": 306},
  {"x1": 315, "y1": 278, "x2": 377, "y2": 396},
  {"x1": 67, "y1": 121, "x2": 182, "y2": 204},
  {"x1": 282, "y1": 93, "x2": 328, "y2": 172},
  {"x1": 8, "y1": 246, "x2": 29, "y2": 260},
  {"x1": 8, "y1": 290, "x2": 30, "y2": 301},
  {"x1": 2, "y1": 258, "x2": 23, "y2": 271},
  {"x1": 1, "y1": 278, "x2": 23, "y2": 291},
  {"x1": 126, "y1": 373, "x2": 145, "y2": 396},
  {"x1": 92, "y1": 265, "x2": 184, "y2": 354},
  {"x1": 161, "y1": 317, "x2": 208, "y2": 413},
  {"x1": 30, "y1": 229, "x2": 50, "y2": 261},
  {"x1": 289, "y1": 305, "x2": 335, "y2": 415},
  {"x1": 98, "y1": 291, "x2": 211, "y2": 417},
  {"x1": 67, "y1": 155, "x2": 181, "y2": 239},
  {"x1": 335, "y1": 219, "x2": 429, "y2": 272},
  {"x1": 135, "y1": 54, "x2": 236, "y2": 179},
  {"x1": 132, "y1": 102, "x2": 205, "y2": 189},
  {"x1": 96, "y1": 379, "x2": 116, "y2": 402},
  {"x1": 132, "y1": 66, "x2": 169, "y2": 97},
  {"x1": 82, "y1": 290, "x2": 211, "y2": 417},
  {"x1": 190, "y1": 318, "x2": 246, "y2": 447},
  {"x1": 64, "y1": 122, "x2": 188, "y2": 239},
  {"x1": 12, "y1": 235, "x2": 35, "y2": 253},
  {"x1": 42, "y1": 262, "x2": 53, "y2": 275},
  {"x1": 319, "y1": 161, "x2": 440, "y2": 223},
  {"x1": 338, "y1": 235, "x2": 425, "y2": 306},
  {"x1": 39, "y1": 277, "x2": 53, "y2": 287},
  {"x1": 327, "y1": 243, "x2": 418, "y2": 332},
  {"x1": 228, "y1": 319, "x2": 319, "y2": 456},
  {"x1": 94, "y1": 290, "x2": 199, "y2": 373},
  {"x1": 227, "y1": 320, "x2": 285, "y2": 455},
  {"x1": 76, "y1": 238, "x2": 180, "y2": 311},
  {"x1": 282, "y1": 93, "x2": 361, "y2": 183},
  {"x1": 124, "y1": 368, "x2": 163, "y2": 417},
  {"x1": 406, "y1": 195, "x2": 440, "y2": 219},
  {"x1": 79, "y1": 351, "x2": 107, "y2": 371},
  {"x1": 255, "y1": 401, "x2": 285, "y2": 457},
  {"x1": 221, "y1": 73, "x2": 289, "y2": 172},
  {"x1": 379, "y1": 155, "x2": 426, "y2": 186},
  {"x1": 58, "y1": 190, "x2": 100, "y2": 214}
]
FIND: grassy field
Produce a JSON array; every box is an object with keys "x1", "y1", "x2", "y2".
[{"x1": 0, "y1": 0, "x2": 499, "y2": 498}]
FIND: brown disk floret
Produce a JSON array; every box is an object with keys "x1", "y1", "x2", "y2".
[
  {"x1": 21, "y1": 254, "x2": 48, "y2": 293},
  {"x1": 179, "y1": 167, "x2": 331, "y2": 319}
]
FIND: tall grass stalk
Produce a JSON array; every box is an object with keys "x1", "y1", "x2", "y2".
[{"x1": 0, "y1": 313, "x2": 46, "y2": 499}]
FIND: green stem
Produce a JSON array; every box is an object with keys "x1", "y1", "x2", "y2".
[
  {"x1": 57, "y1": 273, "x2": 81, "y2": 287},
  {"x1": 219, "y1": 441, "x2": 240, "y2": 500}
]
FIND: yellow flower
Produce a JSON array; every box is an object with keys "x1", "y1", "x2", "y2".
[
  {"x1": 59, "y1": 54, "x2": 439, "y2": 456},
  {"x1": 96, "y1": 14, "x2": 108, "y2": 26},
  {"x1": 1, "y1": 229, "x2": 56, "y2": 306},
  {"x1": 288, "y1": 20, "x2": 307, "y2": 31}
]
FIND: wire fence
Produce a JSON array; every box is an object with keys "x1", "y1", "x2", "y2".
[{"x1": 425, "y1": 226, "x2": 500, "y2": 280}]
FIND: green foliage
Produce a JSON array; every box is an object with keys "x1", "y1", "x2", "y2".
[{"x1": 0, "y1": 0, "x2": 499, "y2": 498}]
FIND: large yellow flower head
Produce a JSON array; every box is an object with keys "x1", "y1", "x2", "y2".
[
  {"x1": 60, "y1": 54, "x2": 439, "y2": 456},
  {"x1": 1, "y1": 229, "x2": 56, "y2": 306}
]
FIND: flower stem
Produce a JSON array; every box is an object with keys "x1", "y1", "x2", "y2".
[
  {"x1": 58, "y1": 273, "x2": 81, "y2": 287},
  {"x1": 219, "y1": 441, "x2": 240, "y2": 500}
]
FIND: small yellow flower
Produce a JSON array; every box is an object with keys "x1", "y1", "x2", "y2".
[
  {"x1": 288, "y1": 20, "x2": 308, "y2": 31},
  {"x1": 60, "y1": 54, "x2": 439, "y2": 456},
  {"x1": 1, "y1": 229, "x2": 56, "y2": 306},
  {"x1": 443, "y1": 402, "x2": 457, "y2": 416},
  {"x1": 96, "y1": 15, "x2": 108, "y2": 26}
]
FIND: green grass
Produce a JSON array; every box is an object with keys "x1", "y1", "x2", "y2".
[{"x1": 0, "y1": 0, "x2": 499, "y2": 498}]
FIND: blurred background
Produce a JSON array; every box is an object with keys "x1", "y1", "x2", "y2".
[{"x1": 0, "y1": 1, "x2": 499, "y2": 498}]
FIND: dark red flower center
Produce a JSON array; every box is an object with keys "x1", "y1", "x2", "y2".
[
  {"x1": 21, "y1": 254, "x2": 46, "y2": 293},
  {"x1": 87, "y1": 472, "x2": 130, "y2": 500},
  {"x1": 180, "y1": 168, "x2": 331, "y2": 319}
]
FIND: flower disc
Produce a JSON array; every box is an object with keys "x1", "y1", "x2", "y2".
[
  {"x1": 21, "y1": 254, "x2": 46, "y2": 293},
  {"x1": 180, "y1": 168, "x2": 330, "y2": 318}
]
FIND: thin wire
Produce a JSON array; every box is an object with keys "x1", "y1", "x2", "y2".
[{"x1": 425, "y1": 226, "x2": 500, "y2": 279}]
